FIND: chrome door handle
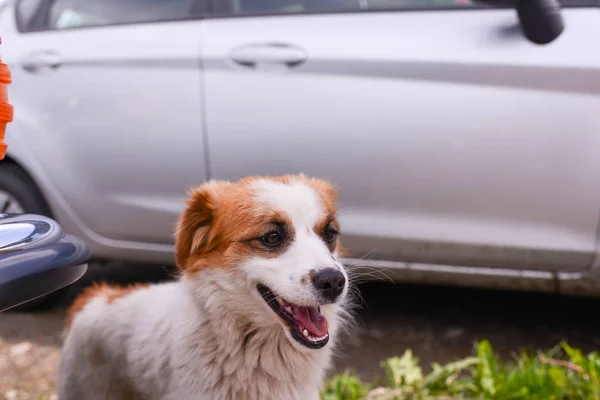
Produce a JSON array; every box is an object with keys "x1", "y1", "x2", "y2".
[
  {"x1": 21, "y1": 50, "x2": 63, "y2": 73},
  {"x1": 229, "y1": 43, "x2": 308, "y2": 68}
]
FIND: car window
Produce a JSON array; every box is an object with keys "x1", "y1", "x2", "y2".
[
  {"x1": 48, "y1": 0, "x2": 195, "y2": 29},
  {"x1": 362, "y1": 0, "x2": 476, "y2": 9},
  {"x1": 16, "y1": 0, "x2": 45, "y2": 30},
  {"x1": 229, "y1": 0, "x2": 477, "y2": 15},
  {"x1": 223, "y1": 0, "x2": 593, "y2": 16}
]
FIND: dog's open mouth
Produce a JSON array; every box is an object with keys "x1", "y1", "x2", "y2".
[{"x1": 257, "y1": 284, "x2": 329, "y2": 349}]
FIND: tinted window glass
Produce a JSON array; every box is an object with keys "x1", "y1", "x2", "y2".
[
  {"x1": 559, "y1": 0, "x2": 597, "y2": 4},
  {"x1": 226, "y1": 0, "x2": 592, "y2": 16},
  {"x1": 49, "y1": 0, "x2": 194, "y2": 29},
  {"x1": 231, "y1": 0, "x2": 477, "y2": 15},
  {"x1": 366, "y1": 0, "x2": 475, "y2": 8},
  {"x1": 16, "y1": 0, "x2": 45, "y2": 30}
]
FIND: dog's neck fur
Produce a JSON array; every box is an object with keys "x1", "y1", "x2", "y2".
[{"x1": 179, "y1": 269, "x2": 341, "y2": 400}]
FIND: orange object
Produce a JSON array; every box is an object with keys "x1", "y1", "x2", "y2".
[{"x1": 0, "y1": 38, "x2": 13, "y2": 160}]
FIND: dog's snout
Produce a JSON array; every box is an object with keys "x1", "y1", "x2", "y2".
[{"x1": 311, "y1": 268, "x2": 345, "y2": 303}]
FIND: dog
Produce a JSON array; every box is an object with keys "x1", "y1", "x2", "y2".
[{"x1": 58, "y1": 175, "x2": 350, "y2": 400}]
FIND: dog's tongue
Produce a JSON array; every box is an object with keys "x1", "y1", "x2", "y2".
[{"x1": 293, "y1": 305, "x2": 328, "y2": 337}]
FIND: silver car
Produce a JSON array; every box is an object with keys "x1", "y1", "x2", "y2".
[{"x1": 1, "y1": 0, "x2": 599, "y2": 305}]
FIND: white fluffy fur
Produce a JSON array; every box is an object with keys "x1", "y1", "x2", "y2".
[{"x1": 58, "y1": 178, "x2": 349, "y2": 400}]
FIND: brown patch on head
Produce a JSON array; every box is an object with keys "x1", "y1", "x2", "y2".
[
  {"x1": 334, "y1": 243, "x2": 349, "y2": 258},
  {"x1": 174, "y1": 174, "x2": 341, "y2": 273},
  {"x1": 301, "y1": 177, "x2": 338, "y2": 219},
  {"x1": 293, "y1": 175, "x2": 342, "y2": 253},
  {"x1": 242, "y1": 174, "x2": 338, "y2": 218},
  {"x1": 314, "y1": 214, "x2": 340, "y2": 253},
  {"x1": 64, "y1": 282, "x2": 149, "y2": 330},
  {"x1": 175, "y1": 179, "x2": 294, "y2": 272}
]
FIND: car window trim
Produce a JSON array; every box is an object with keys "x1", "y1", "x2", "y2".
[
  {"x1": 16, "y1": 0, "x2": 210, "y2": 33},
  {"x1": 208, "y1": 0, "x2": 597, "y2": 19},
  {"x1": 15, "y1": 0, "x2": 48, "y2": 32}
]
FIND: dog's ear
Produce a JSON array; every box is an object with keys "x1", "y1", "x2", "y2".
[{"x1": 175, "y1": 181, "x2": 226, "y2": 269}]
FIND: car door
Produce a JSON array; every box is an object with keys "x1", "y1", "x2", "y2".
[
  {"x1": 2, "y1": 0, "x2": 208, "y2": 244},
  {"x1": 201, "y1": 0, "x2": 600, "y2": 273}
]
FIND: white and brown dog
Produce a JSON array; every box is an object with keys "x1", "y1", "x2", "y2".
[{"x1": 58, "y1": 175, "x2": 350, "y2": 400}]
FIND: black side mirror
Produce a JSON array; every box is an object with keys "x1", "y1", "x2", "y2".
[
  {"x1": 479, "y1": 0, "x2": 565, "y2": 45},
  {"x1": 516, "y1": 0, "x2": 564, "y2": 44}
]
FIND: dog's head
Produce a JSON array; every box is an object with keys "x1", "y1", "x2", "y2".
[{"x1": 175, "y1": 175, "x2": 348, "y2": 351}]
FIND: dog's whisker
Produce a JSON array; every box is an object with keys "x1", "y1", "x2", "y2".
[
  {"x1": 346, "y1": 286, "x2": 367, "y2": 308},
  {"x1": 348, "y1": 270, "x2": 395, "y2": 284},
  {"x1": 343, "y1": 248, "x2": 379, "y2": 269}
]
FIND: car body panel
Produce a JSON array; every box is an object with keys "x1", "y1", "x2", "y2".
[
  {"x1": 1, "y1": 11, "x2": 207, "y2": 245},
  {"x1": 202, "y1": 8, "x2": 600, "y2": 273}
]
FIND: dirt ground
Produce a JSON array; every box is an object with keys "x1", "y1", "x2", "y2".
[
  {"x1": 3, "y1": 263, "x2": 600, "y2": 399},
  {"x1": 0, "y1": 312, "x2": 62, "y2": 399}
]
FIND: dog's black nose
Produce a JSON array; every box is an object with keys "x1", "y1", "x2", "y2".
[{"x1": 312, "y1": 268, "x2": 346, "y2": 303}]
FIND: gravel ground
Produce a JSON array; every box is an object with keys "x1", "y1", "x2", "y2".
[{"x1": 3, "y1": 263, "x2": 600, "y2": 399}]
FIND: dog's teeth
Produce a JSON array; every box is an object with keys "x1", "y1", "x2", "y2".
[
  {"x1": 303, "y1": 329, "x2": 309, "y2": 337},
  {"x1": 309, "y1": 333, "x2": 328, "y2": 342},
  {"x1": 285, "y1": 306, "x2": 292, "y2": 314}
]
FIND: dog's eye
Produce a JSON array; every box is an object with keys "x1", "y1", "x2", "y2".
[
  {"x1": 261, "y1": 231, "x2": 282, "y2": 247},
  {"x1": 322, "y1": 228, "x2": 338, "y2": 244}
]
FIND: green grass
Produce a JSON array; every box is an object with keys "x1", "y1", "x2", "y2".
[{"x1": 322, "y1": 341, "x2": 600, "y2": 400}]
